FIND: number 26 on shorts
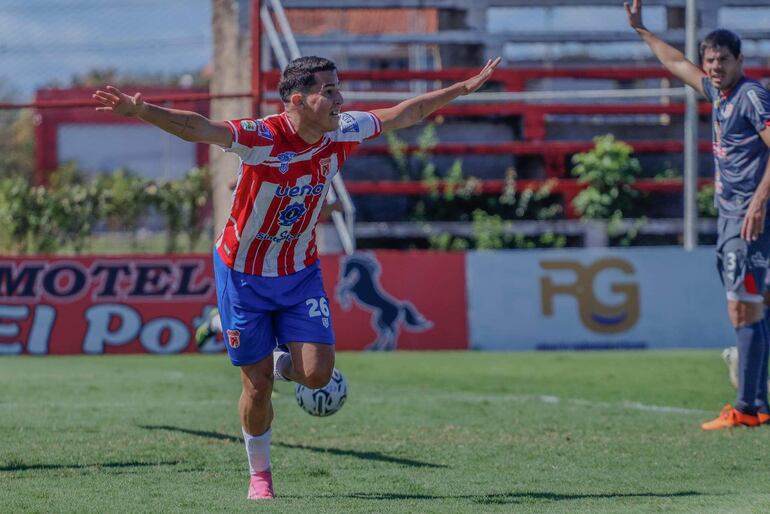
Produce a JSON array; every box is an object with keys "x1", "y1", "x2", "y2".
[{"x1": 306, "y1": 297, "x2": 330, "y2": 318}]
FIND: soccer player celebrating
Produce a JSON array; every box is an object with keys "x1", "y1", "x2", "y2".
[
  {"x1": 626, "y1": 0, "x2": 770, "y2": 429},
  {"x1": 93, "y1": 55, "x2": 499, "y2": 498}
]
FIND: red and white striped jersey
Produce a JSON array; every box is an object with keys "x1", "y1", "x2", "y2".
[{"x1": 215, "y1": 110, "x2": 381, "y2": 276}]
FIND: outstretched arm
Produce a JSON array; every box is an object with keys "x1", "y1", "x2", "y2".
[
  {"x1": 93, "y1": 85, "x2": 233, "y2": 147},
  {"x1": 372, "y1": 57, "x2": 501, "y2": 132},
  {"x1": 625, "y1": 0, "x2": 705, "y2": 97}
]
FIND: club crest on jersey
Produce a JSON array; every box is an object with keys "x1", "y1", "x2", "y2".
[
  {"x1": 339, "y1": 113, "x2": 359, "y2": 134},
  {"x1": 276, "y1": 151, "x2": 297, "y2": 173},
  {"x1": 279, "y1": 203, "x2": 307, "y2": 226},
  {"x1": 240, "y1": 120, "x2": 258, "y2": 132},
  {"x1": 722, "y1": 102, "x2": 734, "y2": 118},
  {"x1": 226, "y1": 329, "x2": 241, "y2": 348},
  {"x1": 319, "y1": 157, "x2": 331, "y2": 177}
]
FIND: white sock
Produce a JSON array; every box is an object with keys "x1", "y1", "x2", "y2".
[
  {"x1": 242, "y1": 427, "x2": 271, "y2": 474},
  {"x1": 274, "y1": 351, "x2": 291, "y2": 380},
  {"x1": 211, "y1": 313, "x2": 222, "y2": 333}
]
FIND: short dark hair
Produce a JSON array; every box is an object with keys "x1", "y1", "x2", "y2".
[
  {"x1": 278, "y1": 56, "x2": 337, "y2": 102},
  {"x1": 700, "y1": 29, "x2": 742, "y2": 60}
]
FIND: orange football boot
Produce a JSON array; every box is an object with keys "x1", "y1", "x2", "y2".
[
  {"x1": 701, "y1": 404, "x2": 760, "y2": 430},
  {"x1": 758, "y1": 412, "x2": 770, "y2": 425}
]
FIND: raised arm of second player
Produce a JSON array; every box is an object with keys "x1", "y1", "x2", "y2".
[
  {"x1": 93, "y1": 85, "x2": 233, "y2": 147},
  {"x1": 625, "y1": 0, "x2": 705, "y2": 97},
  {"x1": 372, "y1": 57, "x2": 501, "y2": 132}
]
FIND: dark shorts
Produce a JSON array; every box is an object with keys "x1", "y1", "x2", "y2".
[
  {"x1": 213, "y1": 250, "x2": 335, "y2": 367},
  {"x1": 716, "y1": 216, "x2": 770, "y2": 303}
]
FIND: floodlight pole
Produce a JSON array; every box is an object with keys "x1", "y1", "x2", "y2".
[
  {"x1": 683, "y1": 0, "x2": 699, "y2": 250},
  {"x1": 251, "y1": 0, "x2": 263, "y2": 118}
]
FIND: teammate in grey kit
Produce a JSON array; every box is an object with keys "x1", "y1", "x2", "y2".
[{"x1": 626, "y1": 0, "x2": 770, "y2": 429}]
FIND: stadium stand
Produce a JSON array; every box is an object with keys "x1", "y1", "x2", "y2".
[{"x1": 21, "y1": 0, "x2": 770, "y2": 243}]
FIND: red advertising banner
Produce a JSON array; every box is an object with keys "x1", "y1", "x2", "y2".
[
  {"x1": 320, "y1": 251, "x2": 468, "y2": 351},
  {"x1": 0, "y1": 255, "x2": 215, "y2": 355},
  {"x1": 0, "y1": 251, "x2": 468, "y2": 355}
]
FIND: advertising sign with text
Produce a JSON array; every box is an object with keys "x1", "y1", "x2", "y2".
[
  {"x1": 1, "y1": 250, "x2": 469, "y2": 355},
  {"x1": 0, "y1": 255, "x2": 215, "y2": 355},
  {"x1": 467, "y1": 247, "x2": 734, "y2": 350}
]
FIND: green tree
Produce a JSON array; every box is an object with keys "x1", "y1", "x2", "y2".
[
  {"x1": 94, "y1": 170, "x2": 152, "y2": 250},
  {"x1": 697, "y1": 183, "x2": 718, "y2": 218},
  {"x1": 571, "y1": 135, "x2": 646, "y2": 245},
  {"x1": 0, "y1": 105, "x2": 35, "y2": 181},
  {"x1": 152, "y1": 167, "x2": 211, "y2": 253}
]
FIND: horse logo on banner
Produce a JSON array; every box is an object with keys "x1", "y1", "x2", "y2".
[{"x1": 335, "y1": 252, "x2": 433, "y2": 351}]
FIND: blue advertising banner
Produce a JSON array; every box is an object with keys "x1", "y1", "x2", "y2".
[{"x1": 467, "y1": 247, "x2": 735, "y2": 350}]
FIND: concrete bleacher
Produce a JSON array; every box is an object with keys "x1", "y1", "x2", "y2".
[
  {"x1": 260, "y1": 65, "x2": 768, "y2": 221},
  {"x1": 274, "y1": 0, "x2": 770, "y2": 228},
  {"x1": 31, "y1": 1, "x2": 770, "y2": 236}
]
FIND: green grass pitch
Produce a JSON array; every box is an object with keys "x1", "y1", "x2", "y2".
[{"x1": 2, "y1": 351, "x2": 770, "y2": 513}]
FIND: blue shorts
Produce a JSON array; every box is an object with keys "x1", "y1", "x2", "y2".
[
  {"x1": 213, "y1": 250, "x2": 335, "y2": 366},
  {"x1": 716, "y1": 216, "x2": 770, "y2": 303}
]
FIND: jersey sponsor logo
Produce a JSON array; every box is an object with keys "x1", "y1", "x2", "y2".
[
  {"x1": 278, "y1": 203, "x2": 307, "y2": 226},
  {"x1": 276, "y1": 151, "x2": 297, "y2": 173},
  {"x1": 747, "y1": 90, "x2": 766, "y2": 115},
  {"x1": 540, "y1": 258, "x2": 640, "y2": 334},
  {"x1": 275, "y1": 184, "x2": 324, "y2": 198},
  {"x1": 336, "y1": 253, "x2": 433, "y2": 351},
  {"x1": 256, "y1": 230, "x2": 302, "y2": 243},
  {"x1": 319, "y1": 157, "x2": 331, "y2": 177},
  {"x1": 226, "y1": 329, "x2": 241, "y2": 348},
  {"x1": 240, "y1": 120, "x2": 258, "y2": 132},
  {"x1": 257, "y1": 120, "x2": 273, "y2": 140},
  {"x1": 339, "y1": 112, "x2": 359, "y2": 134}
]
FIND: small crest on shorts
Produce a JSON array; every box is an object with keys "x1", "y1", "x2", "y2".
[
  {"x1": 226, "y1": 329, "x2": 241, "y2": 348},
  {"x1": 322, "y1": 317, "x2": 330, "y2": 328},
  {"x1": 319, "y1": 157, "x2": 331, "y2": 177},
  {"x1": 751, "y1": 251, "x2": 769, "y2": 269}
]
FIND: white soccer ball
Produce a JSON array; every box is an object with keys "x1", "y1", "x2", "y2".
[{"x1": 294, "y1": 368, "x2": 348, "y2": 417}]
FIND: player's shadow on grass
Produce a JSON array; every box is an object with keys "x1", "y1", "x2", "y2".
[
  {"x1": 140, "y1": 424, "x2": 446, "y2": 469},
  {"x1": 346, "y1": 491, "x2": 703, "y2": 504},
  {"x1": 0, "y1": 460, "x2": 182, "y2": 472},
  {"x1": 275, "y1": 441, "x2": 447, "y2": 469}
]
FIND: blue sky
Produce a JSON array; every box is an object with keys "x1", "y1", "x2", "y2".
[
  {"x1": 0, "y1": 0, "x2": 212, "y2": 99},
  {"x1": 1, "y1": 1, "x2": 768, "y2": 100}
]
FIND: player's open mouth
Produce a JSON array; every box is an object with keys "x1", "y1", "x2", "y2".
[{"x1": 330, "y1": 110, "x2": 340, "y2": 118}]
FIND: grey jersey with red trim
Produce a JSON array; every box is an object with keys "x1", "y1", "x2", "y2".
[{"x1": 702, "y1": 76, "x2": 770, "y2": 218}]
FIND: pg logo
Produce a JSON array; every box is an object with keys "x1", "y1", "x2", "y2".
[{"x1": 539, "y1": 258, "x2": 639, "y2": 334}]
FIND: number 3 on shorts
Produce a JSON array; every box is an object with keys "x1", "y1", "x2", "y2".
[{"x1": 306, "y1": 297, "x2": 330, "y2": 318}]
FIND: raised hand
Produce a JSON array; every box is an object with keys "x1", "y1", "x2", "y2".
[
  {"x1": 92, "y1": 85, "x2": 145, "y2": 117},
  {"x1": 624, "y1": 0, "x2": 644, "y2": 30},
  {"x1": 459, "y1": 57, "x2": 502, "y2": 95}
]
